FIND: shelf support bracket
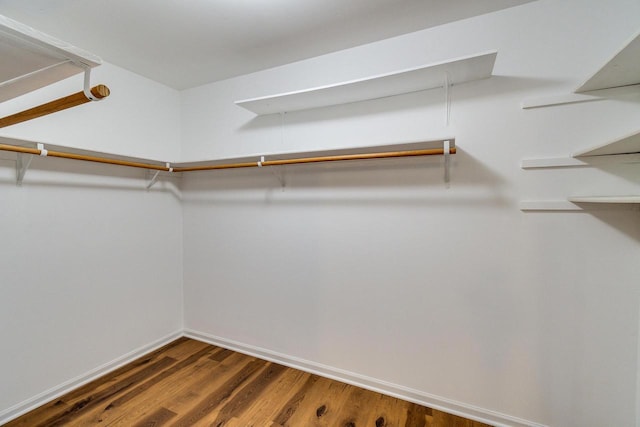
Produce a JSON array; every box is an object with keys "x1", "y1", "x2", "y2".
[
  {"x1": 146, "y1": 163, "x2": 172, "y2": 189},
  {"x1": 443, "y1": 140, "x2": 451, "y2": 186},
  {"x1": 444, "y1": 72, "x2": 451, "y2": 126},
  {"x1": 259, "y1": 156, "x2": 286, "y2": 190},
  {"x1": 146, "y1": 170, "x2": 161, "y2": 190},
  {"x1": 15, "y1": 153, "x2": 33, "y2": 186},
  {"x1": 271, "y1": 165, "x2": 286, "y2": 191}
]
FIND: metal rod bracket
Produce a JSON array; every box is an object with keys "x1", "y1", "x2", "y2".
[
  {"x1": 271, "y1": 165, "x2": 286, "y2": 191},
  {"x1": 444, "y1": 72, "x2": 451, "y2": 126},
  {"x1": 443, "y1": 140, "x2": 451, "y2": 186},
  {"x1": 16, "y1": 152, "x2": 33, "y2": 186},
  {"x1": 146, "y1": 170, "x2": 161, "y2": 190},
  {"x1": 146, "y1": 163, "x2": 172, "y2": 189}
]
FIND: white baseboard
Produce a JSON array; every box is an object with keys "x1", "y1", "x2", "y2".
[
  {"x1": 0, "y1": 329, "x2": 183, "y2": 425},
  {"x1": 1, "y1": 328, "x2": 547, "y2": 427},
  {"x1": 184, "y1": 328, "x2": 546, "y2": 427}
]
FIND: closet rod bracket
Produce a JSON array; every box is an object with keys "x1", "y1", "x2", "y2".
[
  {"x1": 259, "y1": 156, "x2": 286, "y2": 190},
  {"x1": 146, "y1": 163, "x2": 172, "y2": 189},
  {"x1": 16, "y1": 152, "x2": 33, "y2": 186},
  {"x1": 146, "y1": 170, "x2": 160, "y2": 189},
  {"x1": 443, "y1": 140, "x2": 451, "y2": 186},
  {"x1": 82, "y1": 67, "x2": 106, "y2": 102},
  {"x1": 15, "y1": 143, "x2": 47, "y2": 185},
  {"x1": 444, "y1": 72, "x2": 451, "y2": 126},
  {"x1": 271, "y1": 165, "x2": 286, "y2": 191}
]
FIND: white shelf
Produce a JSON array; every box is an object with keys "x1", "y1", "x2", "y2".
[
  {"x1": 575, "y1": 29, "x2": 640, "y2": 93},
  {"x1": 519, "y1": 201, "x2": 583, "y2": 211},
  {"x1": 568, "y1": 196, "x2": 640, "y2": 204},
  {"x1": 1, "y1": 135, "x2": 454, "y2": 170},
  {"x1": 0, "y1": 135, "x2": 168, "y2": 167},
  {"x1": 0, "y1": 14, "x2": 102, "y2": 103},
  {"x1": 520, "y1": 197, "x2": 640, "y2": 211},
  {"x1": 573, "y1": 130, "x2": 640, "y2": 157},
  {"x1": 176, "y1": 138, "x2": 455, "y2": 169},
  {"x1": 235, "y1": 51, "x2": 497, "y2": 115}
]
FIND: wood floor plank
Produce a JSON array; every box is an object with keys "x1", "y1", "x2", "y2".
[
  {"x1": 131, "y1": 407, "x2": 177, "y2": 427},
  {"x1": 404, "y1": 399, "x2": 432, "y2": 427},
  {"x1": 39, "y1": 356, "x2": 178, "y2": 427},
  {"x1": 233, "y1": 367, "x2": 309, "y2": 425},
  {"x1": 271, "y1": 372, "x2": 319, "y2": 425},
  {"x1": 160, "y1": 352, "x2": 255, "y2": 421},
  {"x1": 4, "y1": 339, "x2": 195, "y2": 427},
  {"x1": 282, "y1": 376, "x2": 352, "y2": 426},
  {"x1": 105, "y1": 350, "x2": 245, "y2": 426},
  {"x1": 363, "y1": 394, "x2": 410, "y2": 427},
  {"x1": 169, "y1": 357, "x2": 267, "y2": 426},
  {"x1": 86, "y1": 346, "x2": 218, "y2": 426},
  {"x1": 49, "y1": 341, "x2": 214, "y2": 426},
  {"x1": 5, "y1": 338, "x2": 493, "y2": 427},
  {"x1": 208, "y1": 362, "x2": 287, "y2": 426}
]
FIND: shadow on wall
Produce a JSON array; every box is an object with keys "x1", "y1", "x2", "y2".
[
  {"x1": 575, "y1": 206, "x2": 640, "y2": 243},
  {"x1": 0, "y1": 155, "x2": 183, "y2": 201},
  {"x1": 182, "y1": 148, "x2": 512, "y2": 208},
  {"x1": 580, "y1": 158, "x2": 640, "y2": 187},
  {"x1": 235, "y1": 75, "x2": 564, "y2": 132}
]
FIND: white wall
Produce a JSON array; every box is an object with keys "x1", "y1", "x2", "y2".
[
  {"x1": 180, "y1": 1, "x2": 640, "y2": 426},
  {"x1": 0, "y1": 63, "x2": 183, "y2": 421}
]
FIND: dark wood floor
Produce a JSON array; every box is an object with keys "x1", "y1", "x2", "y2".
[{"x1": 5, "y1": 337, "x2": 490, "y2": 426}]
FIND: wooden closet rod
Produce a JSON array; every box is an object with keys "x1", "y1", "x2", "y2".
[
  {"x1": 0, "y1": 85, "x2": 111, "y2": 129},
  {"x1": 0, "y1": 143, "x2": 169, "y2": 171},
  {"x1": 0, "y1": 144, "x2": 454, "y2": 173},
  {"x1": 173, "y1": 148, "x2": 455, "y2": 172}
]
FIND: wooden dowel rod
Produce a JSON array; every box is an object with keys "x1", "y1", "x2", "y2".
[
  {"x1": 46, "y1": 150, "x2": 169, "y2": 171},
  {"x1": 0, "y1": 143, "x2": 169, "y2": 171},
  {"x1": 0, "y1": 85, "x2": 110, "y2": 129},
  {"x1": 172, "y1": 147, "x2": 455, "y2": 172},
  {"x1": 0, "y1": 144, "x2": 40, "y2": 155},
  {"x1": 0, "y1": 145, "x2": 454, "y2": 173}
]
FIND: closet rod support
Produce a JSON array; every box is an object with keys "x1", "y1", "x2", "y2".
[
  {"x1": 444, "y1": 72, "x2": 451, "y2": 126},
  {"x1": 271, "y1": 165, "x2": 286, "y2": 191},
  {"x1": 146, "y1": 171, "x2": 161, "y2": 189},
  {"x1": 82, "y1": 67, "x2": 106, "y2": 102},
  {"x1": 15, "y1": 153, "x2": 33, "y2": 186},
  {"x1": 443, "y1": 140, "x2": 451, "y2": 185},
  {"x1": 146, "y1": 163, "x2": 172, "y2": 189}
]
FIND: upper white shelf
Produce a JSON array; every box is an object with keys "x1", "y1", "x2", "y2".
[
  {"x1": 235, "y1": 51, "x2": 497, "y2": 115},
  {"x1": 575, "y1": 29, "x2": 640, "y2": 93},
  {"x1": 0, "y1": 14, "x2": 102, "y2": 103},
  {"x1": 568, "y1": 196, "x2": 640, "y2": 204},
  {"x1": 573, "y1": 130, "x2": 640, "y2": 157}
]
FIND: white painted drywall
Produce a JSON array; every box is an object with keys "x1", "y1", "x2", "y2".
[
  {"x1": 180, "y1": 0, "x2": 640, "y2": 426},
  {"x1": 0, "y1": 62, "x2": 183, "y2": 420}
]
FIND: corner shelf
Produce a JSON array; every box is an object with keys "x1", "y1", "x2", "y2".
[
  {"x1": 575, "y1": 29, "x2": 640, "y2": 93},
  {"x1": 520, "y1": 130, "x2": 640, "y2": 211},
  {"x1": 568, "y1": 196, "x2": 640, "y2": 204},
  {"x1": 569, "y1": 131, "x2": 640, "y2": 206},
  {"x1": 521, "y1": 29, "x2": 640, "y2": 109},
  {"x1": 573, "y1": 129, "x2": 640, "y2": 157},
  {"x1": 235, "y1": 51, "x2": 497, "y2": 115},
  {"x1": 1, "y1": 135, "x2": 455, "y2": 188},
  {"x1": 0, "y1": 14, "x2": 102, "y2": 103}
]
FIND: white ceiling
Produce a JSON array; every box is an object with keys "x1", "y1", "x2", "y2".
[{"x1": 0, "y1": 0, "x2": 535, "y2": 90}]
